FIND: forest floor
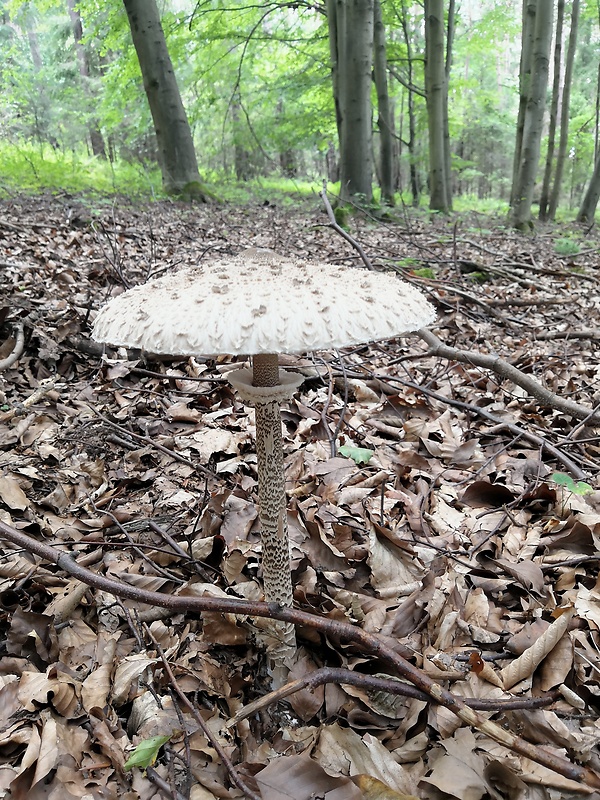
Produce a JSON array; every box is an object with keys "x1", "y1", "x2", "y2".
[{"x1": 1, "y1": 191, "x2": 600, "y2": 800}]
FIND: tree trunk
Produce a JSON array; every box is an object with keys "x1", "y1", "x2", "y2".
[
  {"x1": 65, "y1": 0, "x2": 106, "y2": 159},
  {"x1": 122, "y1": 0, "x2": 206, "y2": 197},
  {"x1": 510, "y1": 0, "x2": 536, "y2": 207},
  {"x1": 510, "y1": 0, "x2": 554, "y2": 230},
  {"x1": 577, "y1": 152, "x2": 600, "y2": 222},
  {"x1": 548, "y1": 0, "x2": 580, "y2": 220},
  {"x1": 329, "y1": 0, "x2": 374, "y2": 205},
  {"x1": 443, "y1": 0, "x2": 455, "y2": 210},
  {"x1": 373, "y1": 0, "x2": 394, "y2": 206},
  {"x1": 399, "y1": 7, "x2": 420, "y2": 206},
  {"x1": 538, "y1": 0, "x2": 564, "y2": 221},
  {"x1": 424, "y1": 0, "x2": 449, "y2": 213}
]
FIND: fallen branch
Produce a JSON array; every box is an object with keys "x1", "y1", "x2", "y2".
[
  {"x1": 378, "y1": 372, "x2": 589, "y2": 479},
  {"x1": 0, "y1": 323, "x2": 25, "y2": 371},
  {"x1": 227, "y1": 666, "x2": 558, "y2": 727},
  {"x1": 417, "y1": 327, "x2": 600, "y2": 427},
  {"x1": 0, "y1": 518, "x2": 598, "y2": 789},
  {"x1": 144, "y1": 623, "x2": 261, "y2": 800}
]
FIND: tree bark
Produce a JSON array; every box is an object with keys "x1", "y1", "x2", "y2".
[
  {"x1": 510, "y1": 0, "x2": 554, "y2": 230},
  {"x1": 122, "y1": 0, "x2": 206, "y2": 197},
  {"x1": 577, "y1": 152, "x2": 600, "y2": 222},
  {"x1": 424, "y1": 0, "x2": 449, "y2": 213},
  {"x1": 329, "y1": 0, "x2": 374, "y2": 205},
  {"x1": 510, "y1": 0, "x2": 536, "y2": 207},
  {"x1": 443, "y1": 0, "x2": 455, "y2": 210},
  {"x1": 538, "y1": 0, "x2": 564, "y2": 221},
  {"x1": 399, "y1": 6, "x2": 420, "y2": 205},
  {"x1": 373, "y1": 0, "x2": 394, "y2": 206},
  {"x1": 65, "y1": 0, "x2": 106, "y2": 159},
  {"x1": 548, "y1": 0, "x2": 580, "y2": 220}
]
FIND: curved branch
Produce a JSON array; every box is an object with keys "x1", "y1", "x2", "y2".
[
  {"x1": 418, "y1": 328, "x2": 600, "y2": 426},
  {"x1": 0, "y1": 323, "x2": 24, "y2": 371},
  {"x1": 0, "y1": 518, "x2": 598, "y2": 789}
]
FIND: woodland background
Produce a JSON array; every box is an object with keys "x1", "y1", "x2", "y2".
[{"x1": 3, "y1": 2, "x2": 600, "y2": 800}]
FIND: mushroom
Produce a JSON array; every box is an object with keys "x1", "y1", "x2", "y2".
[{"x1": 92, "y1": 248, "x2": 435, "y2": 679}]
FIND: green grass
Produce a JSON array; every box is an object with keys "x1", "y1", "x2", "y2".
[{"x1": 0, "y1": 140, "x2": 164, "y2": 199}]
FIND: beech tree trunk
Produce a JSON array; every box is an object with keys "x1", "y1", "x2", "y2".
[
  {"x1": 65, "y1": 0, "x2": 106, "y2": 159},
  {"x1": 510, "y1": 0, "x2": 536, "y2": 207},
  {"x1": 443, "y1": 0, "x2": 455, "y2": 210},
  {"x1": 399, "y1": 7, "x2": 421, "y2": 205},
  {"x1": 424, "y1": 0, "x2": 449, "y2": 213},
  {"x1": 510, "y1": 0, "x2": 554, "y2": 230},
  {"x1": 328, "y1": 0, "x2": 374, "y2": 205},
  {"x1": 373, "y1": 0, "x2": 394, "y2": 206},
  {"x1": 538, "y1": 0, "x2": 564, "y2": 221},
  {"x1": 122, "y1": 0, "x2": 205, "y2": 197},
  {"x1": 577, "y1": 153, "x2": 600, "y2": 222},
  {"x1": 548, "y1": 0, "x2": 580, "y2": 220}
]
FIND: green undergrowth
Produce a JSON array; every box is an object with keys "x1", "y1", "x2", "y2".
[{"x1": 0, "y1": 141, "x2": 163, "y2": 199}]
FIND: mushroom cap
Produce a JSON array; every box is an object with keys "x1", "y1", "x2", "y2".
[{"x1": 92, "y1": 249, "x2": 436, "y2": 356}]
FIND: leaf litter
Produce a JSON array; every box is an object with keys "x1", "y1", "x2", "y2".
[{"x1": 1, "y1": 194, "x2": 600, "y2": 798}]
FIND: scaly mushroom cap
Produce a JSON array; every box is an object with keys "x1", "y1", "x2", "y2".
[{"x1": 92, "y1": 249, "x2": 435, "y2": 354}]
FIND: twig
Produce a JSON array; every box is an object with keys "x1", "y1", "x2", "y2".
[
  {"x1": 0, "y1": 377, "x2": 57, "y2": 422},
  {"x1": 143, "y1": 623, "x2": 261, "y2": 800},
  {"x1": 90, "y1": 409, "x2": 218, "y2": 479},
  {"x1": 417, "y1": 327, "x2": 600, "y2": 427},
  {"x1": 0, "y1": 518, "x2": 598, "y2": 789},
  {"x1": 379, "y1": 371, "x2": 589, "y2": 480},
  {"x1": 227, "y1": 666, "x2": 558, "y2": 726},
  {"x1": 0, "y1": 323, "x2": 25, "y2": 371},
  {"x1": 319, "y1": 182, "x2": 374, "y2": 270}
]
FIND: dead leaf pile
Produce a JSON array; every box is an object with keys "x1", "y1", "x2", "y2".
[{"x1": 1, "y1": 194, "x2": 600, "y2": 798}]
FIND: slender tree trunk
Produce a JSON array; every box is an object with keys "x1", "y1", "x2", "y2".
[
  {"x1": 510, "y1": 0, "x2": 554, "y2": 230},
  {"x1": 122, "y1": 0, "x2": 206, "y2": 197},
  {"x1": 399, "y1": 7, "x2": 420, "y2": 205},
  {"x1": 329, "y1": 0, "x2": 374, "y2": 205},
  {"x1": 539, "y1": 0, "x2": 564, "y2": 221},
  {"x1": 373, "y1": 0, "x2": 394, "y2": 206},
  {"x1": 424, "y1": 0, "x2": 449, "y2": 213},
  {"x1": 577, "y1": 154, "x2": 600, "y2": 222},
  {"x1": 65, "y1": 0, "x2": 106, "y2": 159},
  {"x1": 548, "y1": 0, "x2": 580, "y2": 220},
  {"x1": 326, "y1": 0, "x2": 343, "y2": 147},
  {"x1": 510, "y1": 0, "x2": 536, "y2": 207},
  {"x1": 443, "y1": 0, "x2": 455, "y2": 211}
]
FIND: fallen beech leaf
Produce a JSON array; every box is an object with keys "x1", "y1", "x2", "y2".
[
  {"x1": 255, "y1": 753, "x2": 362, "y2": 800},
  {"x1": 500, "y1": 608, "x2": 574, "y2": 690},
  {"x1": 0, "y1": 475, "x2": 29, "y2": 510},
  {"x1": 352, "y1": 774, "x2": 419, "y2": 799}
]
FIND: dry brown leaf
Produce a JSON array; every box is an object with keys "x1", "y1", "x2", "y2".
[
  {"x1": 500, "y1": 609, "x2": 574, "y2": 690},
  {"x1": 0, "y1": 475, "x2": 29, "y2": 510}
]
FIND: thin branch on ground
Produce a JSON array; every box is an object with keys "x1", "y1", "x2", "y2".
[
  {"x1": 0, "y1": 518, "x2": 598, "y2": 790},
  {"x1": 0, "y1": 323, "x2": 25, "y2": 371},
  {"x1": 143, "y1": 623, "x2": 261, "y2": 800},
  {"x1": 417, "y1": 327, "x2": 600, "y2": 426},
  {"x1": 319, "y1": 182, "x2": 374, "y2": 270},
  {"x1": 227, "y1": 666, "x2": 558, "y2": 726}
]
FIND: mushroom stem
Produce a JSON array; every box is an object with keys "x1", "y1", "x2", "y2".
[{"x1": 239, "y1": 354, "x2": 296, "y2": 674}]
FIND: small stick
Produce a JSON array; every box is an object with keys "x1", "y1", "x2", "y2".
[
  {"x1": 143, "y1": 623, "x2": 261, "y2": 800},
  {"x1": 0, "y1": 323, "x2": 24, "y2": 371}
]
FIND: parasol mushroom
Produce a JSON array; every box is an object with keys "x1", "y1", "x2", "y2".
[{"x1": 92, "y1": 248, "x2": 435, "y2": 680}]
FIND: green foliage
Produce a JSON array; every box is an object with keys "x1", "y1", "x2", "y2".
[
  {"x1": 553, "y1": 237, "x2": 580, "y2": 256},
  {"x1": 124, "y1": 734, "x2": 173, "y2": 772},
  {"x1": 334, "y1": 205, "x2": 350, "y2": 229},
  {"x1": 338, "y1": 445, "x2": 374, "y2": 465},
  {"x1": 0, "y1": 140, "x2": 162, "y2": 198},
  {"x1": 550, "y1": 472, "x2": 593, "y2": 496},
  {"x1": 412, "y1": 267, "x2": 435, "y2": 278}
]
